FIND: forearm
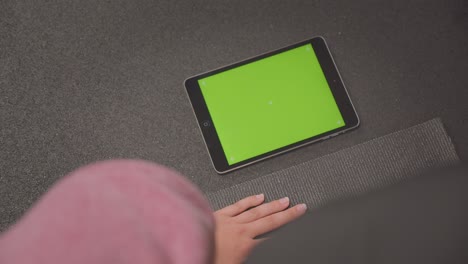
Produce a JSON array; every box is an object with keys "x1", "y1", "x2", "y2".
[{"x1": 0, "y1": 160, "x2": 215, "y2": 264}]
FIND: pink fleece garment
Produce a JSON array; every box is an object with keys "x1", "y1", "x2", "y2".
[{"x1": 0, "y1": 160, "x2": 215, "y2": 264}]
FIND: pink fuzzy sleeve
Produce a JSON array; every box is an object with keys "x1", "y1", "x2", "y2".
[{"x1": 0, "y1": 160, "x2": 215, "y2": 264}]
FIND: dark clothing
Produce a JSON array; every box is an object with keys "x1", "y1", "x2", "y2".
[{"x1": 248, "y1": 166, "x2": 468, "y2": 264}]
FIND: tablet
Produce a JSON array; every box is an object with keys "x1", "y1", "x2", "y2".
[{"x1": 185, "y1": 37, "x2": 359, "y2": 174}]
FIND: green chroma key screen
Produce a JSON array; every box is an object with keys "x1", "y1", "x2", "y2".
[{"x1": 199, "y1": 44, "x2": 345, "y2": 165}]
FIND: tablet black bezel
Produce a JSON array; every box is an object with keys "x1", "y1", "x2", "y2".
[{"x1": 185, "y1": 37, "x2": 359, "y2": 174}]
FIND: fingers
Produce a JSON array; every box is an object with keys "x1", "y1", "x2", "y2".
[
  {"x1": 236, "y1": 197, "x2": 290, "y2": 223},
  {"x1": 248, "y1": 203, "x2": 307, "y2": 237},
  {"x1": 252, "y1": 237, "x2": 268, "y2": 247},
  {"x1": 216, "y1": 194, "x2": 265, "y2": 216}
]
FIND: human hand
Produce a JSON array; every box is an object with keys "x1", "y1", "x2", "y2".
[{"x1": 213, "y1": 194, "x2": 307, "y2": 264}]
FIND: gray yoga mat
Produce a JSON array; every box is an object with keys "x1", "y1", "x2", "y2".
[{"x1": 207, "y1": 118, "x2": 460, "y2": 211}]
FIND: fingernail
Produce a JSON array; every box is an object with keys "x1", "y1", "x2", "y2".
[
  {"x1": 279, "y1": 197, "x2": 289, "y2": 204},
  {"x1": 297, "y1": 203, "x2": 307, "y2": 213},
  {"x1": 256, "y1": 194, "x2": 264, "y2": 200}
]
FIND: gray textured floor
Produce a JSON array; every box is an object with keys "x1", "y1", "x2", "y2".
[
  {"x1": 1, "y1": 0, "x2": 468, "y2": 231},
  {"x1": 208, "y1": 119, "x2": 459, "y2": 210}
]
